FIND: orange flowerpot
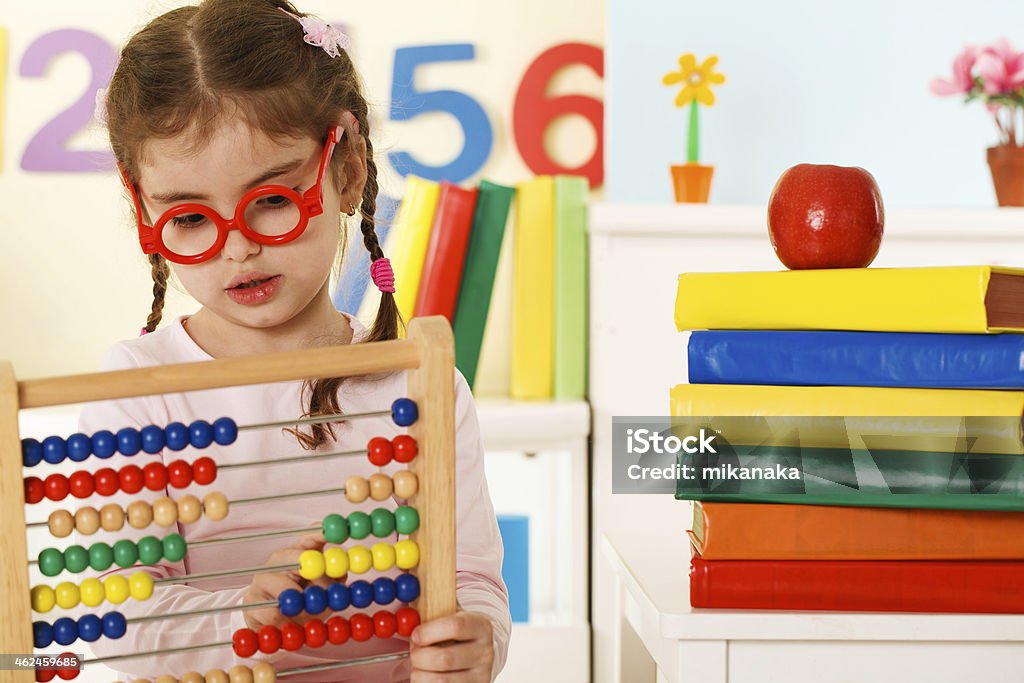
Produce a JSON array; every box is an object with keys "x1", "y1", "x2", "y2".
[
  {"x1": 670, "y1": 163, "x2": 714, "y2": 203},
  {"x1": 987, "y1": 145, "x2": 1024, "y2": 207}
]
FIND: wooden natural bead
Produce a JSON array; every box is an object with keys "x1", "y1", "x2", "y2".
[
  {"x1": 393, "y1": 470, "x2": 418, "y2": 499},
  {"x1": 203, "y1": 491, "x2": 229, "y2": 521},
  {"x1": 228, "y1": 665, "x2": 254, "y2": 683},
  {"x1": 100, "y1": 503, "x2": 126, "y2": 531},
  {"x1": 178, "y1": 494, "x2": 202, "y2": 524},
  {"x1": 154, "y1": 676, "x2": 176, "y2": 683},
  {"x1": 48, "y1": 510, "x2": 74, "y2": 538},
  {"x1": 127, "y1": 500, "x2": 153, "y2": 529},
  {"x1": 369, "y1": 473, "x2": 393, "y2": 501},
  {"x1": 344, "y1": 475, "x2": 369, "y2": 503},
  {"x1": 252, "y1": 662, "x2": 276, "y2": 682},
  {"x1": 74, "y1": 506, "x2": 101, "y2": 535},
  {"x1": 204, "y1": 670, "x2": 229, "y2": 683},
  {"x1": 152, "y1": 497, "x2": 178, "y2": 527},
  {"x1": 179, "y1": 673, "x2": 204, "y2": 683},
  {"x1": 129, "y1": 679, "x2": 153, "y2": 683}
]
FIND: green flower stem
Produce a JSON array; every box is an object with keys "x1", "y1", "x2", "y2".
[{"x1": 687, "y1": 99, "x2": 700, "y2": 163}]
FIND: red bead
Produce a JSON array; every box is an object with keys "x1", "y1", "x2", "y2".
[
  {"x1": 167, "y1": 460, "x2": 193, "y2": 489},
  {"x1": 68, "y1": 470, "x2": 95, "y2": 499},
  {"x1": 327, "y1": 616, "x2": 350, "y2": 645},
  {"x1": 396, "y1": 607, "x2": 420, "y2": 637},
  {"x1": 24, "y1": 477, "x2": 45, "y2": 504},
  {"x1": 192, "y1": 457, "x2": 217, "y2": 485},
  {"x1": 373, "y1": 610, "x2": 397, "y2": 639},
  {"x1": 257, "y1": 624, "x2": 281, "y2": 654},
  {"x1": 35, "y1": 666, "x2": 56, "y2": 682},
  {"x1": 118, "y1": 465, "x2": 144, "y2": 494},
  {"x1": 143, "y1": 462, "x2": 167, "y2": 491},
  {"x1": 232, "y1": 627, "x2": 258, "y2": 657},
  {"x1": 392, "y1": 435, "x2": 418, "y2": 463},
  {"x1": 56, "y1": 666, "x2": 79, "y2": 681},
  {"x1": 367, "y1": 437, "x2": 393, "y2": 467},
  {"x1": 281, "y1": 621, "x2": 305, "y2": 651},
  {"x1": 350, "y1": 613, "x2": 373, "y2": 642},
  {"x1": 304, "y1": 618, "x2": 327, "y2": 648},
  {"x1": 94, "y1": 468, "x2": 119, "y2": 496},
  {"x1": 44, "y1": 474, "x2": 70, "y2": 502}
]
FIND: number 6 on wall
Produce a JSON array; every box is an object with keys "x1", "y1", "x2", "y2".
[{"x1": 388, "y1": 44, "x2": 493, "y2": 184}]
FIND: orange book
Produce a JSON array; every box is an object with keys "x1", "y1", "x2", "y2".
[{"x1": 689, "y1": 501, "x2": 1024, "y2": 560}]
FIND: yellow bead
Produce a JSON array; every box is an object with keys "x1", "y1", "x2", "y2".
[
  {"x1": 130, "y1": 572, "x2": 154, "y2": 601},
  {"x1": 178, "y1": 494, "x2": 202, "y2": 524},
  {"x1": 348, "y1": 545, "x2": 372, "y2": 574},
  {"x1": 298, "y1": 549, "x2": 325, "y2": 581},
  {"x1": 100, "y1": 504, "x2": 126, "y2": 532},
  {"x1": 203, "y1": 491, "x2": 229, "y2": 521},
  {"x1": 130, "y1": 679, "x2": 153, "y2": 683},
  {"x1": 371, "y1": 542, "x2": 396, "y2": 571},
  {"x1": 55, "y1": 581, "x2": 80, "y2": 609},
  {"x1": 228, "y1": 665, "x2": 254, "y2": 683},
  {"x1": 105, "y1": 574, "x2": 130, "y2": 604},
  {"x1": 31, "y1": 584, "x2": 56, "y2": 613},
  {"x1": 74, "y1": 506, "x2": 101, "y2": 536},
  {"x1": 48, "y1": 510, "x2": 74, "y2": 538},
  {"x1": 324, "y1": 547, "x2": 349, "y2": 579},
  {"x1": 80, "y1": 578, "x2": 105, "y2": 607},
  {"x1": 179, "y1": 673, "x2": 204, "y2": 683},
  {"x1": 369, "y1": 473, "x2": 394, "y2": 501},
  {"x1": 152, "y1": 497, "x2": 178, "y2": 527},
  {"x1": 252, "y1": 662, "x2": 276, "y2": 682},
  {"x1": 204, "y1": 671, "x2": 229, "y2": 683},
  {"x1": 154, "y1": 676, "x2": 176, "y2": 683},
  {"x1": 127, "y1": 500, "x2": 153, "y2": 529},
  {"x1": 393, "y1": 470, "x2": 419, "y2": 499},
  {"x1": 395, "y1": 539, "x2": 420, "y2": 570},
  {"x1": 344, "y1": 475, "x2": 369, "y2": 503}
]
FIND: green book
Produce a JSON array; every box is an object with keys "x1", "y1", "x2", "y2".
[
  {"x1": 453, "y1": 180, "x2": 515, "y2": 389},
  {"x1": 553, "y1": 176, "x2": 589, "y2": 399}
]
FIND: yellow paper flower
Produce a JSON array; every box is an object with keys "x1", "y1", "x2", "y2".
[{"x1": 662, "y1": 54, "x2": 726, "y2": 106}]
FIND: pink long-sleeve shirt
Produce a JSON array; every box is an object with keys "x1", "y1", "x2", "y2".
[{"x1": 76, "y1": 312, "x2": 510, "y2": 682}]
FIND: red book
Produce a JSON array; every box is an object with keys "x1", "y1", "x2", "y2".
[
  {"x1": 413, "y1": 182, "x2": 479, "y2": 322},
  {"x1": 690, "y1": 551, "x2": 1024, "y2": 613}
]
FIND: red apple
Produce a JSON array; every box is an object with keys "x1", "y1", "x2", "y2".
[{"x1": 767, "y1": 164, "x2": 885, "y2": 270}]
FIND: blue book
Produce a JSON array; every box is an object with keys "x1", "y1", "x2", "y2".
[
  {"x1": 688, "y1": 330, "x2": 1024, "y2": 389},
  {"x1": 497, "y1": 514, "x2": 530, "y2": 623}
]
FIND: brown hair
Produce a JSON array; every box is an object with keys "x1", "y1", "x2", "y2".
[{"x1": 105, "y1": 0, "x2": 402, "y2": 448}]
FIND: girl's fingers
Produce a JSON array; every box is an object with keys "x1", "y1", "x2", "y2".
[{"x1": 408, "y1": 641, "x2": 490, "y2": 674}]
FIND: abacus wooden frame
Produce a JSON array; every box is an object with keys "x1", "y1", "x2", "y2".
[{"x1": 0, "y1": 316, "x2": 456, "y2": 683}]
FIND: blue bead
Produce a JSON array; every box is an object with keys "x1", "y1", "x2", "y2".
[
  {"x1": 42, "y1": 436, "x2": 67, "y2": 465},
  {"x1": 372, "y1": 577, "x2": 397, "y2": 605},
  {"x1": 33, "y1": 621, "x2": 53, "y2": 648},
  {"x1": 77, "y1": 614, "x2": 102, "y2": 642},
  {"x1": 350, "y1": 580, "x2": 373, "y2": 609},
  {"x1": 53, "y1": 617, "x2": 78, "y2": 646},
  {"x1": 116, "y1": 428, "x2": 141, "y2": 456},
  {"x1": 304, "y1": 585, "x2": 328, "y2": 615},
  {"x1": 395, "y1": 573, "x2": 420, "y2": 603},
  {"x1": 22, "y1": 439, "x2": 42, "y2": 467},
  {"x1": 213, "y1": 417, "x2": 238, "y2": 446},
  {"x1": 189, "y1": 420, "x2": 213, "y2": 449},
  {"x1": 278, "y1": 589, "x2": 303, "y2": 617},
  {"x1": 391, "y1": 398, "x2": 419, "y2": 427},
  {"x1": 164, "y1": 423, "x2": 189, "y2": 451},
  {"x1": 66, "y1": 433, "x2": 92, "y2": 462},
  {"x1": 140, "y1": 425, "x2": 165, "y2": 454},
  {"x1": 91, "y1": 430, "x2": 117, "y2": 459},
  {"x1": 327, "y1": 583, "x2": 350, "y2": 611},
  {"x1": 101, "y1": 611, "x2": 127, "y2": 639}
]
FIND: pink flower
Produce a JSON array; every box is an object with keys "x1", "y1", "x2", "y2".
[
  {"x1": 976, "y1": 38, "x2": 1024, "y2": 95},
  {"x1": 930, "y1": 45, "x2": 978, "y2": 95}
]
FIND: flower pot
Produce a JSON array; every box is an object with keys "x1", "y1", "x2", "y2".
[
  {"x1": 987, "y1": 145, "x2": 1024, "y2": 207},
  {"x1": 670, "y1": 163, "x2": 714, "y2": 203}
]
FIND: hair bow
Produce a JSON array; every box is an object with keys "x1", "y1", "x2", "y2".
[{"x1": 279, "y1": 8, "x2": 349, "y2": 58}]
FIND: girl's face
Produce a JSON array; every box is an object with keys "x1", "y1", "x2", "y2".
[{"x1": 136, "y1": 119, "x2": 363, "y2": 331}]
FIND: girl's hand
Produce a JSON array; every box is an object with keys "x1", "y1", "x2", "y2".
[
  {"x1": 409, "y1": 610, "x2": 494, "y2": 682},
  {"x1": 242, "y1": 533, "x2": 327, "y2": 630}
]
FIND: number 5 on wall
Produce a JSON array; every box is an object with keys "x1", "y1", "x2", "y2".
[{"x1": 388, "y1": 44, "x2": 493, "y2": 184}]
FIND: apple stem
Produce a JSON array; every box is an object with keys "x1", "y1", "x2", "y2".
[{"x1": 687, "y1": 99, "x2": 700, "y2": 163}]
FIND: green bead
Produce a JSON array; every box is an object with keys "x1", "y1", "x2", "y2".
[
  {"x1": 348, "y1": 511, "x2": 371, "y2": 540},
  {"x1": 370, "y1": 508, "x2": 396, "y2": 537},
  {"x1": 38, "y1": 548, "x2": 64, "y2": 577},
  {"x1": 89, "y1": 543, "x2": 114, "y2": 572},
  {"x1": 395, "y1": 506, "x2": 419, "y2": 535},
  {"x1": 137, "y1": 536, "x2": 163, "y2": 565},
  {"x1": 113, "y1": 539, "x2": 139, "y2": 568},
  {"x1": 162, "y1": 534, "x2": 187, "y2": 563},
  {"x1": 63, "y1": 545, "x2": 89, "y2": 574},
  {"x1": 322, "y1": 514, "x2": 349, "y2": 544}
]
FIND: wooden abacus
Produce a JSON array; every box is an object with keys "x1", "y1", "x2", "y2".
[{"x1": 0, "y1": 316, "x2": 456, "y2": 682}]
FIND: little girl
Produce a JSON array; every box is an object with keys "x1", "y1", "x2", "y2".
[{"x1": 77, "y1": 1, "x2": 510, "y2": 680}]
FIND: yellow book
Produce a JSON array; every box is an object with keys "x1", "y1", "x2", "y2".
[
  {"x1": 670, "y1": 384, "x2": 1024, "y2": 454},
  {"x1": 676, "y1": 266, "x2": 1024, "y2": 333},
  {"x1": 511, "y1": 177, "x2": 555, "y2": 399}
]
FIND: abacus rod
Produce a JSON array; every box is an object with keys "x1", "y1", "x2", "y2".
[
  {"x1": 84, "y1": 640, "x2": 231, "y2": 666},
  {"x1": 239, "y1": 409, "x2": 390, "y2": 432},
  {"x1": 154, "y1": 562, "x2": 298, "y2": 585},
  {"x1": 218, "y1": 446, "x2": 365, "y2": 471},
  {"x1": 127, "y1": 599, "x2": 277, "y2": 623},
  {"x1": 233, "y1": 485, "x2": 348, "y2": 506},
  {"x1": 84, "y1": 642, "x2": 411, "y2": 669},
  {"x1": 277, "y1": 652, "x2": 410, "y2": 676}
]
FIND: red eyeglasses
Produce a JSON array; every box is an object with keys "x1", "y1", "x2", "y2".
[{"x1": 119, "y1": 126, "x2": 342, "y2": 265}]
